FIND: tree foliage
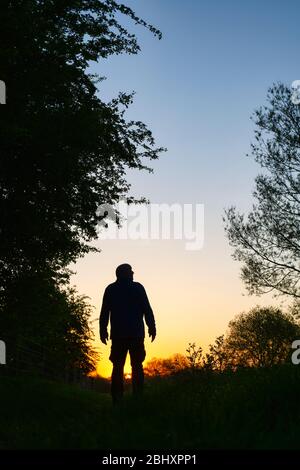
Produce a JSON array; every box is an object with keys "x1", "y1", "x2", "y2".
[
  {"x1": 0, "y1": 0, "x2": 164, "y2": 283},
  {"x1": 185, "y1": 342, "x2": 202, "y2": 370},
  {"x1": 225, "y1": 306, "x2": 299, "y2": 368},
  {"x1": 144, "y1": 354, "x2": 189, "y2": 377},
  {"x1": 1, "y1": 274, "x2": 99, "y2": 375},
  {"x1": 203, "y1": 335, "x2": 228, "y2": 371},
  {"x1": 225, "y1": 83, "x2": 300, "y2": 298},
  {"x1": 0, "y1": 1, "x2": 163, "y2": 376}
]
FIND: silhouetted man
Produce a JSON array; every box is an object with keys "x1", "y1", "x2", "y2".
[{"x1": 99, "y1": 263, "x2": 156, "y2": 404}]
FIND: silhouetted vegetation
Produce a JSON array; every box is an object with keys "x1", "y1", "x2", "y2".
[
  {"x1": 225, "y1": 83, "x2": 300, "y2": 299},
  {"x1": 2, "y1": 364, "x2": 300, "y2": 449},
  {"x1": 186, "y1": 342, "x2": 203, "y2": 370},
  {"x1": 0, "y1": 1, "x2": 163, "y2": 376},
  {"x1": 142, "y1": 306, "x2": 300, "y2": 376},
  {"x1": 0, "y1": 273, "x2": 100, "y2": 376},
  {"x1": 144, "y1": 354, "x2": 189, "y2": 376},
  {"x1": 1, "y1": 304, "x2": 300, "y2": 449},
  {"x1": 203, "y1": 306, "x2": 300, "y2": 370},
  {"x1": 0, "y1": 0, "x2": 163, "y2": 282},
  {"x1": 148, "y1": 306, "x2": 300, "y2": 374}
]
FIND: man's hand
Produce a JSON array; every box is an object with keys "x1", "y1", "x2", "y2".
[
  {"x1": 100, "y1": 331, "x2": 109, "y2": 345},
  {"x1": 148, "y1": 327, "x2": 156, "y2": 342}
]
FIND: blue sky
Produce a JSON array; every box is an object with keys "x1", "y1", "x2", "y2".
[
  {"x1": 75, "y1": 0, "x2": 300, "y2": 375},
  {"x1": 93, "y1": 0, "x2": 300, "y2": 205}
]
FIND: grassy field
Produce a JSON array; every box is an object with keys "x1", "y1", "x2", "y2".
[{"x1": 1, "y1": 365, "x2": 300, "y2": 450}]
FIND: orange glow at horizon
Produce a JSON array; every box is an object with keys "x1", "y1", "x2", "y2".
[{"x1": 74, "y1": 236, "x2": 280, "y2": 380}]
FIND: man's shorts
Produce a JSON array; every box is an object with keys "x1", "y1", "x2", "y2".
[{"x1": 109, "y1": 337, "x2": 146, "y2": 366}]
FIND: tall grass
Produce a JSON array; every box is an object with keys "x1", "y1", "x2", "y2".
[{"x1": 1, "y1": 364, "x2": 300, "y2": 449}]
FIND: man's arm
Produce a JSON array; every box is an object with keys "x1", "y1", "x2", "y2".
[
  {"x1": 99, "y1": 287, "x2": 110, "y2": 345},
  {"x1": 140, "y1": 285, "x2": 156, "y2": 342}
]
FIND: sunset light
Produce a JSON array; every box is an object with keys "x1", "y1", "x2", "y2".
[{"x1": 3, "y1": 0, "x2": 300, "y2": 462}]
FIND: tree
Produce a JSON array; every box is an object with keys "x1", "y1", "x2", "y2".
[
  {"x1": 0, "y1": 0, "x2": 164, "y2": 284},
  {"x1": 1, "y1": 274, "x2": 99, "y2": 376},
  {"x1": 203, "y1": 335, "x2": 229, "y2": 371},
  {"x1": 224, "y1": 83, "x2": 300, "y2": 299},
  {"x1": 144, "y1": 354, "x2": 189, "y2": 377},
  {"x1": 185, "y1": 342, "x2": 202, "y2": 370},
  {"x1": 0, "y1": 1, "x2": 164, "y2": 376},
  {"x1": 224, "y1": 306, "x2": 300, "y2": 368}
]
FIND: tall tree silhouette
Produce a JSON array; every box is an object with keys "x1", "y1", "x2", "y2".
[
  {"x1": 0, "y1": 1, "x2": 163, "y2": 374},
  {"x1": 0, "y1": 0, "x2": 164, "y2": 284},
  {"x1": 225, "y1": 83, "x2": 300, "y2": 299}
]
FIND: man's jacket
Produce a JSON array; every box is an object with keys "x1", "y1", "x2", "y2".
[{"x1": 99, "y1": 279, "x2": 156, "y2": 339}]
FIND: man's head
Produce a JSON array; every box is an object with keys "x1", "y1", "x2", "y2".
[{"x1": 116, "y1": 263, "x2": 134, "y2": 281}]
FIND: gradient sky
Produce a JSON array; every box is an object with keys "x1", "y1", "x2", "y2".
[{"x1": 71, "y1": 0, "x2": 300, "y2": 377}]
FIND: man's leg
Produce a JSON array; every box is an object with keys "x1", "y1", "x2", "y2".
[
  {"x1": 109, "y1": 339, "x2": 128, "y2": 404},
  {"x1": 129, "y1": 338, "x2": 146, "y2": 397}
]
